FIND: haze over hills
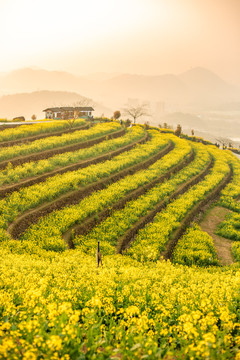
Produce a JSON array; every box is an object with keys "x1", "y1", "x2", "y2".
[
  {"x1": 0, "y1": 67, "x2": 239, "y2": 111},
  {"x1": 86, "y1": 72, "x2": 122, "y2": 81},
  {"x1": 0, "y1": 91, "x2": 111, "y2": 120},
  {"x1": 0, "y1": 68, "x2": 92, "y2": 95},
  {"x1": 0, "y1": 66, "x2": 239, "y2": 142},
  {"x1": 154, "y1": 112, "x2": 240, "y2": 144}
]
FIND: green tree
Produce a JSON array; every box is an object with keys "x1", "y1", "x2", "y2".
[{"x1": 174, "y1": 124, "x2": 182, "y2": 137}]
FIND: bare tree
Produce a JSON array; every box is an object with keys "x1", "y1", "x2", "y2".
[
  {"x1": 122, "y1": 104, "x2": 150, "y2": 124},
  {"x1": 66, "y1": 98, "x2": 93, "y2": 128},
  {"x1": 74, "y1": 97, "x2": 93, "y2": 111},
  {"x1": 215, "y1": 137, "x2": 231, "y2": 149}
]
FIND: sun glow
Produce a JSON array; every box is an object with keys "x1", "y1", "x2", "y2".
[
  {"x1": 0, "y1": 0, "x2": 179, "y2": 70},
  {"x1": 0, "y1": 0, "x2": 239, "y2": 81},
  {"x1": 1, "y1": 1, "x2": 149, "y2": 51}
]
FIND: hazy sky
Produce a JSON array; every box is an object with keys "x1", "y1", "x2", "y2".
[{"x1": 0, "y1": 0, "x2": 240, "y2": 83}]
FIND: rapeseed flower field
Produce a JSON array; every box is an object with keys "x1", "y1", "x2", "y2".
[
  {"x1": 0, "y1": 120, "x2": 240, "y2": 359},
  {"x1": 1, "y1": 250, "x2": 240, "y2": 359}
]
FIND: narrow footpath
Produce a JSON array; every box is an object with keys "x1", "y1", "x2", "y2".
[{"x1": 200, "y1": 206, "x2": 235, "y2": 266}]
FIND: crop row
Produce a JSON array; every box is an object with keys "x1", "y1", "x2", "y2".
[
  {"x1": 8, "y1": 134, "x2": 173, "y2": 239},
  {"x1": 127, "y1": 147, "x2": 230, "y2": 262},
  {"x1": 216, "y1": 212, "x2": 240, "y2": 241},
  {"x1": 18, "y1": 136, "x2": 192, "y2": 252},
  {"x1": 0, "y1": 126, "x2": 145, "y2": 186},
  {"x1": 219, "y1": 151, "x2": 240, "y2": 212},
  {"x1": 0, "y1": 124, "x2": 89, "y2": 149},
  {"x1": 72, "y1": 142, "x2": 211, "y2": 255},
  {"x1": 0, "y1": 122, "x2": 120, "y2": 163},
  {"x1": 232, "y1": 241, "x2": 240, "y2": 261},
  {"x1": 63, "y1": 139, "x2": 192, "y2": 247},
  {"x1": 0, "y1": 128, "x2": 126, "y2": 172},
  {"x1": 219, "y1": 155, "x2": 240, "y2": 217},
  {"x1": 216, "y1": 151, "x2": 240, "y2": 264},
  {"x1": 0, "y1": 129, "x2": 147, "y2": 200},
  {"x1": 172, "y1": 224, "x2": 219, "y2": 266},
  {"x1": 0, "y1": 130, "x2": 170, "y2": 232},
  {"x1": 0, "y1": 119, "x2": 85, "y2": 142}
]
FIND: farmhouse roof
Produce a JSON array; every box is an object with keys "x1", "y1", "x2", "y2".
[
  {"x1": 43, "y1": 107, "x2": 61, "y2": 112},
  {"x1": 43, "y1": 106, "x2": 94, "y2": 112},
  {"x1": 60, "y1": 107, "x2": 74, "y2": 111},
  {"x1": 74, "y1": 107, "x2": 94, "y2": 111}
]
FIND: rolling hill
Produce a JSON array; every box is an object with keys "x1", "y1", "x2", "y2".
[
  {"x1": 0, "y1": 67, "x2": 239, "y2": 110},
  {"x1": 0, "y1": 90, "x2": 112, "y2": 120}
]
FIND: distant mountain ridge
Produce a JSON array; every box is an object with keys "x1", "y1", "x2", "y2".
[
  {"x1": 0, "y1": 67, "x2": 239, "y2": 112},
  {"x1": 0, "y1": 68, "x2": 91, "y2": 93}
]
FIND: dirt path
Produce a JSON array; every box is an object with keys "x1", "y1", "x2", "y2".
[
  {"x1": 200, "y1": 206, "x2": 234, "y2": 266},
  {"x1": 162, "y1": 167, "x2": 232, "y2": 261}
]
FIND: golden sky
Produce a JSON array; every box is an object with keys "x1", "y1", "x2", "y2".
[{"x1": 0, "y1": 0, "x2": 240, "y2": 83}]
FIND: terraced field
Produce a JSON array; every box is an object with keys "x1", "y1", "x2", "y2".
[{"x1": 1, "y1": 120, "x2": 240, "y2": 359}]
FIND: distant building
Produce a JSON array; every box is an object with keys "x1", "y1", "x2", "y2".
[
  {"x1": 155, "y1": 101, "x2": 165, "y2": 114},
  {"x1": 127, "y1": 98, "x2": 139, "y2": 107},
  {"x1": 43, "y1": 107, "x2": 94, "y2": 120}
]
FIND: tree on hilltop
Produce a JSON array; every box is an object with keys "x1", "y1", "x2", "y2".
[
  {"x1": 174, "y1": 124, "x2": 182, "y2": 137},
  {"x1": 113, "y1": 110, "x2": 121, "y2": 121},
  {"x1": 215, "y1": 137, "x2": 231, "y2": 149},
  {"x1": 122, "y1": 104, "x2": 150, "y2": 124}
]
